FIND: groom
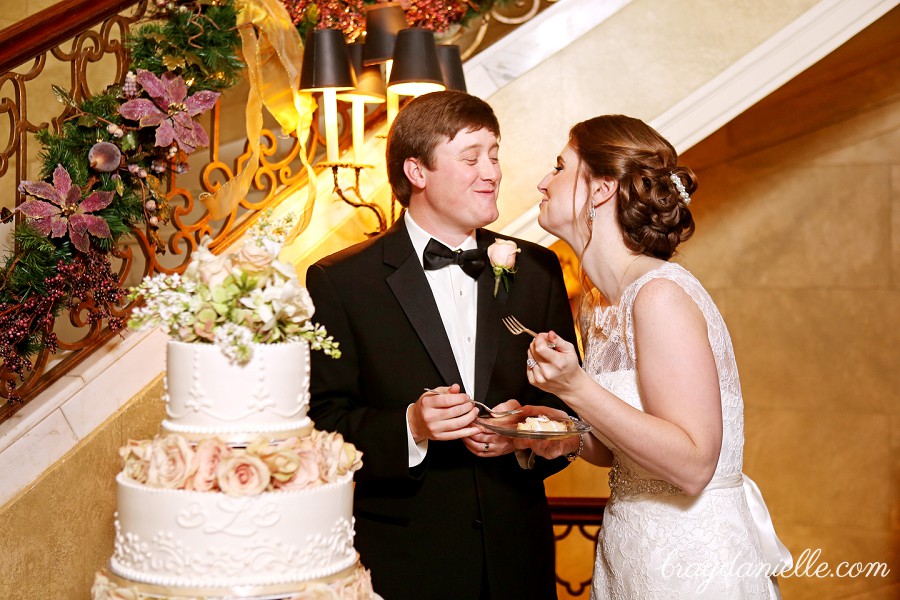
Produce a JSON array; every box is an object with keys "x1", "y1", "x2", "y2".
[{"x1": 306, "y1": 90, "x2": 576, "y2": 600}]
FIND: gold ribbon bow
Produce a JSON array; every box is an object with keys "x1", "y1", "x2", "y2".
[{"x1": 202, "y1": 0, "x2": 317, "y2": 243}]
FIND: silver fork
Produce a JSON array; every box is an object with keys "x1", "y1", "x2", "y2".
[
  {"x1": 501, "y1": 315, "x2": 558, "y2": 349},
  {"x1": 422, "y1": 388, "x2": 523, "y2": 418}
]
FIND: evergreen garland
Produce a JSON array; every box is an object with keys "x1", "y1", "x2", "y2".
[{"x1": 1, "y1": 0, "x2": 243, "y2": 400}]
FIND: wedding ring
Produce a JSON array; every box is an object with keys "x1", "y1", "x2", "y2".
[
  {"x1": 483, "y1": 443, "x2": 490, "y2": 452},
  {"x1": 526, "y1": 358, "x2": 537, "y2": 369}
]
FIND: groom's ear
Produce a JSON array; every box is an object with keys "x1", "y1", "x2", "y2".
[
  {"x1": 403, "y1": 157, "x2": 427, "y2": 191},
  {"x1": 591, "y1": 177, "x2": 618, "y2": 206}
]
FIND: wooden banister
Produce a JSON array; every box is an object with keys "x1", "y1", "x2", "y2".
[{"x1": 0, "y1": 0, "x2": 139, "y2": 74}]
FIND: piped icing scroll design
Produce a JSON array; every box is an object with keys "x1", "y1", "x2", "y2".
[
  {"x1": 176, "y1": 498, "x2": 281, "y2": 536},
  {"x1": 294, "y1": 517, "x2": 356, "y2": 571},
  {"x1": 112, "y1": 516, "x2": 358, "y2": 579}
]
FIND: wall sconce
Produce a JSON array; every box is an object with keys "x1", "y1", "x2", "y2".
[
  {"x1": 338, "y1": 43, "x2": 386, "y2": 164},
  {"x1": 299, "y1": 20, "x2": 468, "y2": 237},
  {"x1": 301, "y1": 29, "x2": 385, "y2": 236},
  {"x1": 332, "y1": 42, "x2": 388, "y2": 235},
  {"x1": 387, "y1": 28, "x2": 446, "y2": 97},
  {"x1": 363, "y1": 2, "x2": 407, "y2": 125},
  {"x1": 299, "y1": 28, "x2": 355, "y2": 163},
  {"x1": 436, "y1": 44, "x2": 467, "y2": 92}
]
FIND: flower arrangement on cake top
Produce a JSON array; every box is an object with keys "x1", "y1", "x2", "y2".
[{"x1": 127, "y1": 212, "x2": 340, "y2": 363}]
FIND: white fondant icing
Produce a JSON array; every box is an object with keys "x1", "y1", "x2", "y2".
[
  {"x1": 111, "y1": 472, "x2": 357, "y2": 588},
  {"x1": 162, "y1": 341, "x2": 311, "y2": 436}
]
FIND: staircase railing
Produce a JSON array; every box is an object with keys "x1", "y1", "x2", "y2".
[
  {"x1": 550, "y1": 496, "x2": 606, "y2": 597},
  {"x1": 0, "y1": 0, "x2": 339, "y2": 417}
]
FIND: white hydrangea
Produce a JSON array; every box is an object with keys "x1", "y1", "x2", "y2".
[{"x1": 127, "y1": 211, "x2": 340, "y2": 363}]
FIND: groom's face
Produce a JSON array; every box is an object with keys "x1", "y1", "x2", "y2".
[{"x1": 412, "y1": 127, "x2": 502, "y2": 238}]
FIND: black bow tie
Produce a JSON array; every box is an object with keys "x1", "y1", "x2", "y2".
[{"x1": 422, "y1": 238, "x2": 487, "y2": 280}]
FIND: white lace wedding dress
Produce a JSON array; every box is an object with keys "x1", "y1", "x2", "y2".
[{"x1": 585, "y1": 262, "x2": 789, "y2": 600}]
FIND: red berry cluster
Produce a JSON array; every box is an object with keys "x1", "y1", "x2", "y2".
[
  {"x1": 56, "y1": 251, "x2": 126, "y2": 330},
  {"x1": 0, "y1": 251, "x2": 125, "y2": 402}
]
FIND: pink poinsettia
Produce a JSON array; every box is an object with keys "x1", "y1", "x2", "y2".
[
  {"x1": 17, "y1": 163, "x2": 113, "y2": 253},
  {"x1": 118, "y1": 70, "x2": 219, "y2": 153}
]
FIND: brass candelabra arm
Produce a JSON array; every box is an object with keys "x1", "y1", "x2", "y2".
[{"x1": 319, "y1": 162, "x2": 388, "y2": 237}]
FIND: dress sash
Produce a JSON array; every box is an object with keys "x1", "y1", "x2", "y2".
[{"x1": 703, "y1": 472, "x2": 793, "y2": 575}]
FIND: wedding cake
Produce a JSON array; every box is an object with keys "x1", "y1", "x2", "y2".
[{"x1": 92, "y1": 215, "x2": 377, "y2": 600}]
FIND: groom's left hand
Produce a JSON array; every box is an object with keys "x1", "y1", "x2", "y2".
[{"x1": 462, "y1": 399, "x2": 520, "y2": 457}]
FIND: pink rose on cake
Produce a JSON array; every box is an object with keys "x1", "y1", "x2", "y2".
[
  {"x1": 217, "y1": 454, "x2": 271, "y2": 496},
  {"x1": 233, "y1": 240, "x2": 275, "y2": 274},
  {"x1": 185, "y1": 238, "x2": 231, "y2": 288},
  {"x1": 248, "y1": 435, "x2": 304, "y2": 485},
  {"x1": 91, "y1": 572, "x2": 139, "y2": 600},
  {"x1": 309, "y1": 429, "x2": 362, "y2": 480},
  {"x1": 146, "y1": 435, "x2": 195, "y2": 489},
  {"x1": 338, "y1": 439, "x2": 364, "y2": 476},
  {"x1": 311, "y1": 429, "x2": 342, "y2": 481},
  {"x1": 118, "y1": 440, "x2": 152, "y2": 484},
  {"x1": 188, "y1": 437, "x2": 231, "y2": 492},
  {"x1": 278, "y1": 440, "x2": 321, "y2": 491}
]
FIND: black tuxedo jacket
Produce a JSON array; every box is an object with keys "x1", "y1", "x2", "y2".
[{"x1": 307, "y1": 218, "x2": 577, "y2": 600}]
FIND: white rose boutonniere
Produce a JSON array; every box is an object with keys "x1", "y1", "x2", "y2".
[{"x1": 487, "y1": 240, "x2": 521, "y2": 297}]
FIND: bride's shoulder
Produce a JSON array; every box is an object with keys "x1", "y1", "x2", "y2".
[{"x1": 630, "y1": 264, "x2": 707, "y2": 318}]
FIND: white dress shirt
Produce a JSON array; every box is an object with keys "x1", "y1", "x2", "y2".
[{"x1": 404, "y1": 212, "x2": 479, "y2": 466}]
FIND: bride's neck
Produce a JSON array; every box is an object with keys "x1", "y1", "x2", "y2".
[{"x1": 583, "y1": 245, "x2": 650, "y2": 307}]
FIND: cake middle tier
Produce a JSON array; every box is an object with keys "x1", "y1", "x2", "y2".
[{"x1": 110, "y1": 472, "x2": 357, "y2": 589}]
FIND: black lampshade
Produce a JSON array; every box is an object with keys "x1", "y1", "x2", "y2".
[
  {"x1": 362, "y1": 2, "x2": 408, "y2": 66},
  {"x1": 299, "y1": 29, "x2": 356, "y2": 92},
  {"x1": 337, "y1": 43, "x2": 386, "y2": 103},
  {"x1": 387, "y1": 28, "x2": 446, "y2": 96},
  {"x1": 436, "y1": 44, "x2": 467, "y2": 92}
]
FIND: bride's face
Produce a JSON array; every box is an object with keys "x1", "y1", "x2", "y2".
[{"x1": 537, "y1": 144, "x2": 591, "y2": 248}]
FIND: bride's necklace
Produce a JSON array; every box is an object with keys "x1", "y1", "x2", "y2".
[
  {"x1": 599, "y1": 255, "x2": 641, "y2": 315},
  {"x1": 615, "y1": 255, "x2": 641, "y2": 300}
]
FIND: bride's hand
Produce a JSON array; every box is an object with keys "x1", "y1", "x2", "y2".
[{"x1": 526, "y1": 330, "x2": 581, "y2": 396}]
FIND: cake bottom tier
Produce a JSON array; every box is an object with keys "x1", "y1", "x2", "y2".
[{"x1": 93, "y1": 563, "x2": 379, "y2": 599}]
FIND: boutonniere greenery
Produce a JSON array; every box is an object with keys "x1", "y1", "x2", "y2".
[{"x1": 487, "y1": 240, "x2": 521, "y2": 298}]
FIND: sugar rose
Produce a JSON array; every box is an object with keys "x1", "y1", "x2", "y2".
[
  {"x1": 185, "y1": 240, "x2": 231, "y2": 288},
  {"x1": 337, "y1": 440, "x2": 363, "y2": 476},
  {"x1": 279, "y1": 442, "x2": 320, "y2": 490},
  {"x1": 233, "y1": 242, "x2": 274, "y2": 275},
  {"x1": 250, "y1": 437, "x2": 305, "y2": 485},
  {"x1": 312, "y1": 430, "x2": 343, "y2": 481},
  {"x1": 119, "y1": 439, "x2": 152, "y2": 484},
  {"x1": 217, "y1": 454, "x2": 271, "y2": 496},
  {"x1": 146, "y1": 435, "x2": 195, "y2": 489},
  {"x1": 188, "y1": 437, "x2": 231, "y2": 492},
  {"x1": 487, "y1": 239, "x2": 520, "y2": 269}
]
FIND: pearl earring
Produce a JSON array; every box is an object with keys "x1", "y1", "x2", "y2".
[{"x1": 588, "y1": 205, "x2": 596, "y2": 221}]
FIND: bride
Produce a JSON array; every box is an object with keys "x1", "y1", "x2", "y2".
[{"x1": 520, "y1": 115, "x2": 791, "y2": 599}]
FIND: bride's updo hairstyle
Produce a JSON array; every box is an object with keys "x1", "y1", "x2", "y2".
[{"x1": 570, "y1": 115, "x2": 696, "y2": 259}]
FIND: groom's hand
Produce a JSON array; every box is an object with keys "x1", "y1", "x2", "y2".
[{"x1": 409, "y1": 383, "x2": 480, "y2": 443}]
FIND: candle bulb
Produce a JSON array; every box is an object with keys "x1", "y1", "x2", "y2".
[
  {"x1": 323, "y1": 88, "x2": 339, "y2": 163},
  {"x1": 351, "y1": 98, "x2": 365, "y2": 164},
  {"x1": 385, "y1": 60, "x2": 399, "y2": 126}
]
